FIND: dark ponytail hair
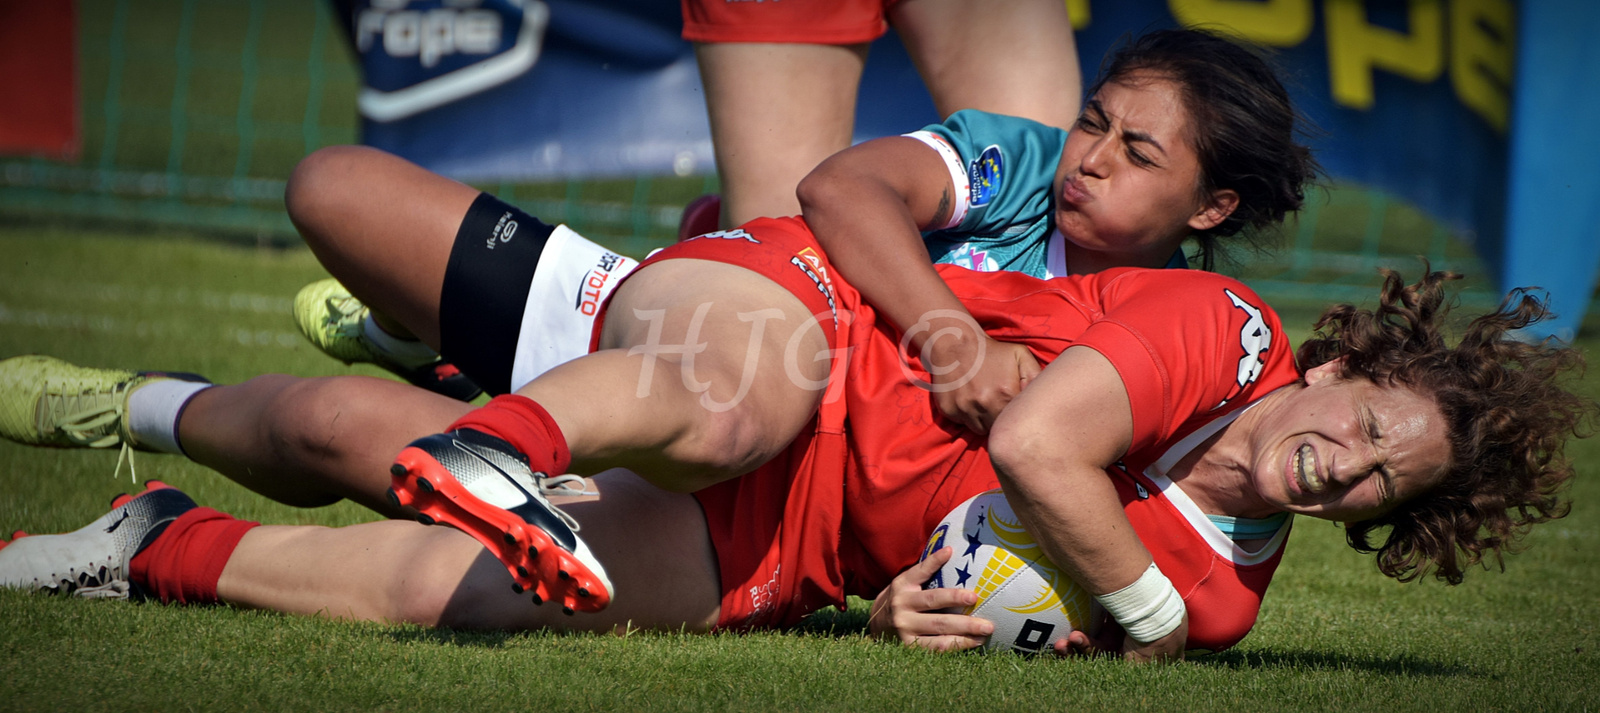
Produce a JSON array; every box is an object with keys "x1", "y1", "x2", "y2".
[{"x1": 1087, "y1": 29, "x2": 1320, "y2": 270}]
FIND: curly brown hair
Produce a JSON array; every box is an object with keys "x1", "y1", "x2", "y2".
[{"x1": 1295, "y1": 269, "x2": 1596, "y2": 584}]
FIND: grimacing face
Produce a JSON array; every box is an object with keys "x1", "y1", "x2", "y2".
[
  {"x1": 1051, "y1": 72, "x2": 1238, "y2": 273},
  {"x1": 1241, "y1": 361, "x2": 1453, "y2": 522}
]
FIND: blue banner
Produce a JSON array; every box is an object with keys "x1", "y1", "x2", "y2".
[{"x1": 349, "y1": 0, "x2": 1512, "y2": 253}]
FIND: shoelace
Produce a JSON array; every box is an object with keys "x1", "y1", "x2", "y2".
[
  {"x1": 39, "y1": 376, "x2": 141, "y2": 482},
  {"x1": 536, "y1": 474, "x2": 596, "y2": 532},
  {"x1": 323, "y1": 295, "x2": 367, "y2": 338},
  {"x1": 47, "y1": 391, "x2": 127, "y2": 448}
]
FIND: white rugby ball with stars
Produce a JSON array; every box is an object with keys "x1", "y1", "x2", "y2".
[{"x1": 920, "y1": 489, "x2": 1102, "y2": 653}]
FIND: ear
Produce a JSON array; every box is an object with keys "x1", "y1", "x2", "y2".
[
  {"x1": 1188, "y1": 188, "x2": 1240, "y2": 232},
  {"x1": 1303, "y1": 357, "x2": 1346, "y2": 385}
]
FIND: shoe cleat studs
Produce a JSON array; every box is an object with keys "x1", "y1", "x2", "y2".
[{"x1": 388, "y1": 433, "x2": 612, "y2": 613}]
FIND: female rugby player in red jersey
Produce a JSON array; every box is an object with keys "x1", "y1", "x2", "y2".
[{"x1": 2, "y1": 257, "x2": 1589, "y2": 660}]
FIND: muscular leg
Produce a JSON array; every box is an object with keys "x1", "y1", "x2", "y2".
[
  {"x1": 514, "y1": 259, "x2": 833, "y2": 492},
  {"x1": 695, "y1": 42, "x2": 866, "y2": 226},
  {"x1": 891, "y1": 0, "x2": 1082, "y2": 129},
  {"x1": 177, "y1": 375, "x2": 471, "y2": 515},
  {"x1": 145, "y1": 249, "x2": 832, "y2": 512},
  {"x1": 217, "y1": 468, "x2": 721, "y2": 631},
  {"x1": 284, "y1": 145, "x2": 477, "y2": 347}
]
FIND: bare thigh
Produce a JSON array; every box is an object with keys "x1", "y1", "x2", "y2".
[
  {"x1": 217, "y1": 468, "x2": 721, "y2": 632},
  {"x1": 695, "y1": 42, "x2": 866, "y2": 225},
  {"x1": 514, "y1": 259, "x2": 833, "y2": 491}
]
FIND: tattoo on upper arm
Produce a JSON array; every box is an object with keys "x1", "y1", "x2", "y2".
[{"x1": 933, "y1": 187, "x2": 952, "y2": 228}]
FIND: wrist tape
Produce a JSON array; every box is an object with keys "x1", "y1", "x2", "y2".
[{"x1": 1094, "y1": 562, "x2": 1186, "y2": 643}]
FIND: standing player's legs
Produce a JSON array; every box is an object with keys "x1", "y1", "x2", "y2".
[
  {"x1": 284, "y1": 145, "x2": 476, "y2": 348},
  {"x1": 694, "y1": 42, "x2": 867, "y2": 227},
  {"x1": 890, "y1": 0, "x2": 1082, "y2": 129}
]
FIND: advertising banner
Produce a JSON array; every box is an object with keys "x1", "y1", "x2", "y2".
[{"x1": 347, "y1": 0, "x2": 1512, "y2": 253}]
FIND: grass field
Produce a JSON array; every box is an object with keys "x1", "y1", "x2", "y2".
[{"x1": 1, "y1": 225, "x2": 1599, "y2": 711}]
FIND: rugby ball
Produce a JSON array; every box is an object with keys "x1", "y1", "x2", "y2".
[{"x1": 920, "y1": 489, "x2": 1102, "y2": 653}]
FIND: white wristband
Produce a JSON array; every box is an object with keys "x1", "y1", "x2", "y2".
[{"x1": 1094, "y1": 562, "x2": 1187, "y2": 643}]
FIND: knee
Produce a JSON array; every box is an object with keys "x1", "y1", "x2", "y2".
[
  {"x1": 387, "y1": 538, "x2": 468, "y2": 627},
  {"x1": 677, "y1": 401, "x2": 786, "y2": 485},
  {"x1": 285, "y1": 145, "x2": 382, "y2": 244},
  {"x1": 389, "y1": 529, "x2": 525, "y2": 630},
  {"x1": 255, "y1": 375, "x2": 379, "y2": 473}
]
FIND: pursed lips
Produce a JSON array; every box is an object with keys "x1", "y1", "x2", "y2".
[{"x1": 1060, "y1": 176, "x2": 1092, "y2": 205}]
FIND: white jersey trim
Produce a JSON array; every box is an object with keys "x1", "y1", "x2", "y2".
[
  {"x1": 903, "y1": 130, "x2": 970, "y2": 230},
  {"x1": 1141, "y1": 394, "x2": 1293, "y2": 566},
  {"x1": 509, "y1": 225, "x2": 639, "y2": 392},
  {"x1": 1045, "y1": 228, "x2": 1068, "y2": 278}
]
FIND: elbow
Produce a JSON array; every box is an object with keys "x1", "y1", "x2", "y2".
[
  {"x1": 988, "y1": 410, "x2": 1047, "y2": 492},
  {"x1": 795, "y1": 160, "x2": 850, "y2": 217}
]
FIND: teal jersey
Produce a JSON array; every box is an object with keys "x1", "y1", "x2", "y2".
[{"x1": 907, "y1": 109, "x2": 1186, "y2": 278}]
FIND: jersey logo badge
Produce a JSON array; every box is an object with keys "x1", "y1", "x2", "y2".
[
  {"x1": 790, "y1": 247, "x2": 839, "y2": 329},
  {"x1": 948, "y1": 243, "x2": 999, "y2": 272},
  {"x1": 690, "y1": 228, "x2": 758, "y2": 244},
  {"x1": 1224, "y1": 288, "x2": 1272, "y2": 388},
  {"x1": 967, "y1": 145, "x2": 1004, "y2": 207}
]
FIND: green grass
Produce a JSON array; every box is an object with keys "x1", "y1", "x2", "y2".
[{"x1": 2, "y1": 227, "x2": 1599, "y2": 711}]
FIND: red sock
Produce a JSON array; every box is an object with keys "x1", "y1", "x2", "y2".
[
  {"x1": 446, "y1": 394, "x2": 572, "y2": 476},
  {"x1": 130, "y1": 507, "x2": 259, "y2": 605}
]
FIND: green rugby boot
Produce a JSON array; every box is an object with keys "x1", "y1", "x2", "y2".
[
  {"x1": 0, "y1": 355, "x2": 206, "y2": 449},
  {"x1": 293, "y1": 278, "x2": 483, "y2": 401}
]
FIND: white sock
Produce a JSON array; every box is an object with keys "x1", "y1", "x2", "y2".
[
  {"x1": 126, "y1": 379, "x2": 213, "y2": 455},
  {"x1": 361, "y1": 314, "x2": 439, "y2": 368}
]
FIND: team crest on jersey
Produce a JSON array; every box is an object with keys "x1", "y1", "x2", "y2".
[{"x1": 967, "y1": 145, "x2": 1004, "y2": 207}]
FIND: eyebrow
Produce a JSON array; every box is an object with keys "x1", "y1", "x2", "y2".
[
  {"x1": 1363, "y1": 406, "x2": 1396, "y2": 502},
  {"x1": 1082, "y1": 100, "x2": 1169, "y2": 158}
]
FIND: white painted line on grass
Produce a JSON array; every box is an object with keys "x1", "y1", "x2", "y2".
[{"x1": 0, "y1": 303, "x2": 302, "y2": 349}]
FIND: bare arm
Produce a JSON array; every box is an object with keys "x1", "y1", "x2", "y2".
[
  {"x1": 987, "y1": 346, "x2": 1187, "y2": 661},
  {"x1": 798, "y1": 138, "x2": 1040, "y2": 433}
]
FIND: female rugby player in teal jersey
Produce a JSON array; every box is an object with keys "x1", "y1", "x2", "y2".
[{"x1": 801, "y1": 29, "x2": 1315, "y2": 434}]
